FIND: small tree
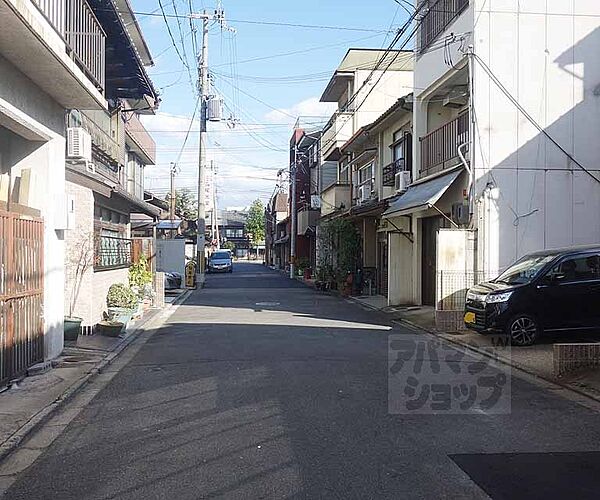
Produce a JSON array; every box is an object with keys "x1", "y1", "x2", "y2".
[
  {"x1": 66, "y1": 230, "x2": 95, "y2": 318},
  {"x1": 246, "y1": 199, "x2": 265, "y2": 246},
  {"x1": 222, "y1": 241, "x2": 236, "y2": 252},
  {"x1": 165, "y1": 188, "x2": 198, "y2": 220}
]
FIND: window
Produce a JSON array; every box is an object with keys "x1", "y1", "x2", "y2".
[
  {"x1": 546, "y1": 254, "x2": 600, "y2": 283},
  {"x1": 127, "y1": 152, "x2": 144, "y2": 199},
  {"x1": 392, "y1": 130, "x2": 405, "y2": 162}
]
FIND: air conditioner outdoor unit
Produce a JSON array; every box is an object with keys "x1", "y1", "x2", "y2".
[
  {"x1": 358, "y1": 186, "x2": 370, "y2": 202},
  {"x1": 395, "y1": 171, "x2": 411, "y2": 192},
  {"x1": 452, "y1": 202, "x2": 470, "y2": 225},
  {"x1": 67, "y1": 127, "x2": 92, "y2": 161}
]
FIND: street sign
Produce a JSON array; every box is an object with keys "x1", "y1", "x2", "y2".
[{"x1": 185, "y1": 261, "x2": 196, "y2": 288}]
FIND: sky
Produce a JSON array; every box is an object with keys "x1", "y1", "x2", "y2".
[{"x1": 132, "y1": 0, "x2": 410, "y2": 210}]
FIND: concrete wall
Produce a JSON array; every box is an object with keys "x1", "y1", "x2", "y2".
[
  {"x1": 473, "y1": 1, "x2": 600, "y2": 272},
  {"x1": 0, "y1": 53, "x2": 66, "y2": 360}
]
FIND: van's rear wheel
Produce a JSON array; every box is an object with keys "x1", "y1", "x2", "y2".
[{"x1": 506, "y1": 315, "x2": 540, "y2": 346}]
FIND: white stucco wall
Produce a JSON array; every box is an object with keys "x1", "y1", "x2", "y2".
[
  {"x1": 0, "y1": 53, "x2": 66, "y2": 360},
  {"x1": 472, "y1": 1, "x2": 600, "y2": 272}
]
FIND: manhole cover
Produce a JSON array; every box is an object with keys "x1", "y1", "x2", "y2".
[{"x1": 255, "y1": 302, "x2": 280, "y2": 306}]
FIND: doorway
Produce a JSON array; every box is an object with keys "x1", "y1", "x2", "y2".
[{"x1": 421, "y1": 216, "x2": 448, "y2": 306}]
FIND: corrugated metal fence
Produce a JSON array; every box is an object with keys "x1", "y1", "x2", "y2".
[{"x1": 0, "y1": 211, "x2": 44, "y2": 387}]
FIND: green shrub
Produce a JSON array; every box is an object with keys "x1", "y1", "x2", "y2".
[
  {"x1": 107, "y1": 283, "x2": 138, "y2": 309},
  {"x1": 129, "y1": 254, "x2": 152, "y2": 298}
]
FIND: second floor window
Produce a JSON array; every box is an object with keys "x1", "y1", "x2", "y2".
[{"x1": 127, "y1": 153, "x2": 144, "y2": 199}]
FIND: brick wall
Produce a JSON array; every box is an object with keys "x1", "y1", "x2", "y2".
[
  {"x1": 64, "y1": 181, "x2": 95, "y2": 325},
  {"x1": 92, "y1": 268, "x2": 129, "y2": 322},
  {"x1": 65, "y1": 181, "x2": 130, "y2": 325}
]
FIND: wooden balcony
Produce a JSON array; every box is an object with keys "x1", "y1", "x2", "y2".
[
  {"x1": 418, "y1": 0, "x2": 469, "y2": 53},
  {"x1": 419, "y1": 111, "x2": 469, "y2": 177},
  {"x1": 33, "y1": 0, "x2": 106, "y2": 91}
]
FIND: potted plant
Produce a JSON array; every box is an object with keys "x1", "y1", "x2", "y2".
[
  {"x1": 64, "y1": 231, "x2": 94, "y2": 341},
  {"x1": 129, "y1": 254, "x2": 152, "y2": 302},
  {"x1": 96, "y1": 320, "x2": 125, "y2": 337},
  {"x1": 106, "y1": 283, "x2": 138, "y2": 324}
]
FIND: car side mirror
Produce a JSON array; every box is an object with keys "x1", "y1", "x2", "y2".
[{"x1": 550, "y1": 273, "x2": 566, "y2": 284}]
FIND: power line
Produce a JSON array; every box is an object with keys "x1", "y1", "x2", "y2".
[
  {"x1": 157, "y1": 0, "x2": 190, "y2": 70},
  {"x1": 472, "y1": 52, "x2": 600, "y2": 186}
]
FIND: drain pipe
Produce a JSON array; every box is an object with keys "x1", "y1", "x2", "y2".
[{"x1": 457, "y1": 142, "x2": 473, "y2": 218}]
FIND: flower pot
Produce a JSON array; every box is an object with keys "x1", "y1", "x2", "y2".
[
  {"x1": 64, "y1": 317, "x2": 82, "y2": 341},
  {"x1": 96, "y1": 321, "x2": 125, "y2": 338}
]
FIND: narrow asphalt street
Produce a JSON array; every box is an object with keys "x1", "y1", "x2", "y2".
[{"x1": 3, "y1": 262, "x2": 600, "y2": 499}]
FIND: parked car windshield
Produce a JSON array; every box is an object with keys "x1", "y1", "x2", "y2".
[
  {"x1": 211, "y1": 252, "x2": 231, "y2": 260},
  {"x1": 495, "y1": 254, "x2": 557, "y2": 285}
]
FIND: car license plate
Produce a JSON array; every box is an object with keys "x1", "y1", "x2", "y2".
[{"x1": 464, "y1": 312, "x2": 476, "y2": 324}]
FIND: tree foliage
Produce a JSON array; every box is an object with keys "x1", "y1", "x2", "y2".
[
  {"x1": 246, "y1": 199, "x2": 265, "y2": 245},
  {"x1": 165, "y1": 189, "x2": 198, "y2": 220},
  {"x1": 317, "y1": 219, "x2": 361, "y2": 285}
]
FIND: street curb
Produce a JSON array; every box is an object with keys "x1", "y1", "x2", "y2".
[
  {"x1": 0, "y1": 290, "x2": 192, "y2": 464},
  {"x1": 393, "y1": 317, "x2": 600, "y2": 406}
]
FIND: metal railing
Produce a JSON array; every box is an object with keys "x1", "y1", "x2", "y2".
[
  {"x1": 383, "y1": 159, "x2": 408, "y2": 186},
  {"x1": 33, "y1": 0, "x2": 106, "y2": 91},
  {"x1": 436, "y1": 270, "x2": 497, "y2": 311},
  {"x1": 418, "y1": 0, "x2": 469, "y2": 53},
  {"x1": 95, "y1": 235, "x2": 132, "y2": 270},
  {"x1": 420, "y1": 110, "x2": 469, "y2": 177}
]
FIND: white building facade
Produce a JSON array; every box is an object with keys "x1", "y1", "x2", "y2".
[{"x1": 383, "y1": 0, "x2": 600, "y2": 325}]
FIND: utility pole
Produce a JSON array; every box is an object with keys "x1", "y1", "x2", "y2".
[
  {"x1": 212, "y1": 162, "x2": 220, "y2": 249},
  {"x1": 196, "y1": 13, "x2": 209, "y2": 275},
  {"x1": 289, "y1": 144, "x2": 298, "y2": 279},
  {"x1": 191, "y1": 8, "x2": 234, "y2": 276},
  {"x1": 170, "y1": 162, "x2": 177, "y2": 240}
]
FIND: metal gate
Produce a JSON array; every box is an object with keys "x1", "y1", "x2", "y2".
[{"x1": 0, "y1": 210, "x2": 44, "y2": 386}]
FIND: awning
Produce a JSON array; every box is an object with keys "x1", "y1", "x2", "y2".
[
  {"x1": 383, "y1": 169, "x2": 462, "y2": 218},
  {"x1": 157, "y1": 220, "x2": 182, "y2": 230}
]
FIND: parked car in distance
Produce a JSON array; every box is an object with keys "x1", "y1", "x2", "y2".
[
  {"x1": 464, "y1": 245, "x2": 600, "y2": 346},
  {"x1": 208, "y1": 250, "x2": 233, "y2": 273}
]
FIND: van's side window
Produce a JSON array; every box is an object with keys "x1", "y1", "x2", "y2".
[{"x1": 547, "y1": 254, "x2": 600, "y2": 283}]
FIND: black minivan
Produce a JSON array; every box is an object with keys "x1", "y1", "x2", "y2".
[{"x1": 464, "y1": 245, "x2": 600, "y2": 346}]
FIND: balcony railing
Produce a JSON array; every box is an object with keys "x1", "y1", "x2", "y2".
[
  {"x1": 95, "y1": 235, "x2": 132, "y2": 270},
  {"x1": 382, "y1": 159, "x2": 409, "y2": 186},
  {"x1": 33, "y1": 0, "x2": 106, "y2": 91},
  {"x1": 321, "y1": 111, "x2": 354, "y2": 160},
  {"x1": 125, "y1": 113, "x2": 157, "y2": 164},
  {"x1": 420, "y1": 111, "x2": 469, "y2": 177},
  {"x1": 418, "y1": 0, "x2": 469, "y2": 53}
]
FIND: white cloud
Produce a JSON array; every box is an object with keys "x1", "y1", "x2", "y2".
[{"x1": 265, "y1": 97, "x2": 336, "y2": 125}]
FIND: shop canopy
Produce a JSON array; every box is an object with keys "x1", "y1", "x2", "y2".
[{"x1": 383, "y1": 169, "x2": 462, "y2": 218}]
